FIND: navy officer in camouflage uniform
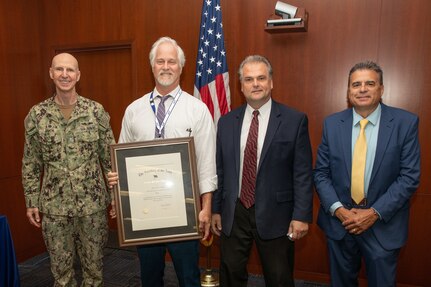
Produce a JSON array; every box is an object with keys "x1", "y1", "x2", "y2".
[{"x1": 22, "y1": 53, "x2": 115, "y2": 286}]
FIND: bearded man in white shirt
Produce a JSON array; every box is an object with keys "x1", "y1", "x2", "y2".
[{"x1": 108, "y1": 37, "x2": 216, "y2": 287}]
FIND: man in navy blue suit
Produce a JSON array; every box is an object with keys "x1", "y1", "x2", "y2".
[
  {"x1": 314, "y1": 61, "x2": 420, "y2": 286},
  {"x1": 211, "y1": 55, "x2": 313, "y2": 287}
]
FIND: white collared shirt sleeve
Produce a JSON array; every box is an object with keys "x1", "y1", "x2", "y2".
[{"x1": 190, "y1": 99, "x2": 218, "y2": 195}]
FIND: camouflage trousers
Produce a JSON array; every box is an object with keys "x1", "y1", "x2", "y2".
[{"x1": 41, "y1": 210, "x2": 108, "y2": 287}]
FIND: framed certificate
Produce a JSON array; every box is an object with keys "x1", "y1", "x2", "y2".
[{"x1": 110, "y1": 137, "x2": 201, "y2": 246}]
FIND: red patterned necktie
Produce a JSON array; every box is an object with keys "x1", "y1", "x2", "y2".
[{"x1": 240, "y1": 110, "x2": 259, "y2": 208}]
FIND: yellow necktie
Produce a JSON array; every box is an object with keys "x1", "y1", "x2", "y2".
[{"x1": 351, "y1": 119, "x2": 369, "y2": 204}]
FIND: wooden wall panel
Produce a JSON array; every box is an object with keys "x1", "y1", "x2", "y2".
[
  {"x1": 377, "y1": 1, "x2": 431, "y2": 286},
  {"x1": 0, "y1": 1, "x2": 45, "y2": 178},
  {"x1": 0, "y1": 0, "x2": 46, "y2": 262},
  {"x1": 1, "y1": 0, "x2": 429, "y2": 285}
]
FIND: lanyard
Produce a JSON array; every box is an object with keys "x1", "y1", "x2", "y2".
[{"x1": 150, "y1": 89, "x2": 182, "y2": 138}]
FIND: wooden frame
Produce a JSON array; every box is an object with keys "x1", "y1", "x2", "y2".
[{"x1": 110, "y1": 137, "x2": 201, "y2": 247}]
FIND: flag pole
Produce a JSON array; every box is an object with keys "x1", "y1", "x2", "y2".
[
  {"x1": 195, "y1": 1, "x2": 229, "y2": 284},
  {"x1": 200, "y1": 241, "x2": 219, "y2": 286}
]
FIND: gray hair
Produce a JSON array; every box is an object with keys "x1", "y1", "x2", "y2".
[
  {"x1": 238, "y1": 55, "x2": 273, "y2": 81},
  {"x1": 149, "y1": 37, "x2": 186, "y2": 68},
  {"x1": 348, "y1": 60, "x2": 383, "y2": 86}
]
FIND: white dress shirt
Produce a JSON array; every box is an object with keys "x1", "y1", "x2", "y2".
[{"x1": 119, "y1": 86, "x2": 217, "y2": 194}]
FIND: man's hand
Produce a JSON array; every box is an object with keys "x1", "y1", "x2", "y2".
[
  {"x1": 334, "y1": 206, "x2": 356, "y2": 222},
  {"x1": 342, "y1": 208, "x2": 379, "y2": 235},
  {"x1": 109, "y1": 200, "x2": 117, "y2": 219},
  {"x1": 288, "y1": 220, "x2": 309, "y2": 241},
  {"x1": 107, "y1": 171, "x2": 118, "y2": 188},
  {"x1": 211, "y1": 214, "x2": 222, "y2": 236},
  {"x1": 199, "y1": 193, "x2": 212, "y2": 241},
  {"x1": 26, "y1": 207, "x2": 41, "y2": 228}
]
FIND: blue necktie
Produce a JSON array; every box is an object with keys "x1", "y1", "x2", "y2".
[{"x1": 155, "y1": 95, "x2": 170, "y2": 138}]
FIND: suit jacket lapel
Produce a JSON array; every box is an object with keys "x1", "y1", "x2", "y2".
[
  {"x1": 258, "y1": 101, "x2": 281, "y2": 172},
  {"x1": 234, "y1": 106, "x2": 246, "y2": 177},
  {"x1": 340, "y1": 110, "x2": 353, "y2": 179},
  {"x1": 370, "y1": 104, "x2": 394, "y2": 185}
]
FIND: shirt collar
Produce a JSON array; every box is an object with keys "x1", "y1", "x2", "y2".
[
  {"x1": 353, "y1": 103, "x2": 381, "y2": 126},
  {"x1": 153, "y1": 85, "x2": 180, "y2": 98},
  {"x1": 246, "y1": 98, "x2": 272, "y2": 119}
]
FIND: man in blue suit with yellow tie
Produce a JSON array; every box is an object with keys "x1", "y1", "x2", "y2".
[{"x1": 314, "y1": 61, "x2": 421, "y2": 287}]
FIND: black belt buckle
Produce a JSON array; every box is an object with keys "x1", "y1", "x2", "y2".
[{"x1": 352, "y1": 198, "x2": 367, "y2": 207}]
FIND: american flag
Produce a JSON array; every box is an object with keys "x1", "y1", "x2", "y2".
[{"x1": 194, "y1": 0, "x2": 230, "y2": 124}]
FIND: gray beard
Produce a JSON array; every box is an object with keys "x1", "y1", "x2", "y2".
[{"x1": 157, "y1": 75, "x2": 175, "y2": 87}]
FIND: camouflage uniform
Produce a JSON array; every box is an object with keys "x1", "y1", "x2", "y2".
[{"x1": 22, "y1": 95, "x2": 115, "y2": 287}]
